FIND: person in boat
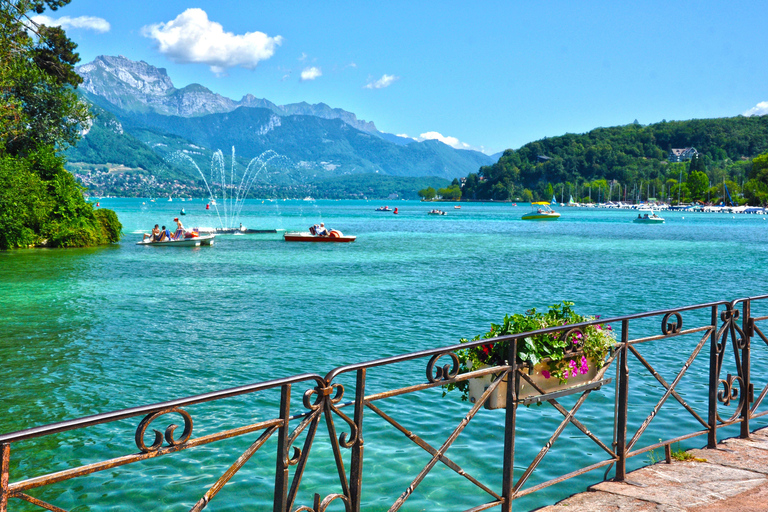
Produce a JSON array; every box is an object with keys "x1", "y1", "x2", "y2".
[
  {"x1": 159, "y1": 225, "x2": 172, "y2": 241},
  {"x1": 637, "y1": 214, "x2": 642, "y2": 219},
  {"x1": 172, "y1": 217, "x2": 184, "y2": 240},
  {"x1": 143, "y1": 224, "x2": 161, "y2": 242},
  {"x1": 315, "y1": 223, "x2": 328, "y2": 236},
  {"x1": 643, "y1": 213, "x2": 649, "y2": 219}
]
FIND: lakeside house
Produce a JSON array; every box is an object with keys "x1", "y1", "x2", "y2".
[{"x1": 668, "y1": 147, "x2": 698, "y2": 162}]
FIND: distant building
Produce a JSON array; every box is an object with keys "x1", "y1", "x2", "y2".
[{"x1": 669, "y1": 147, "x2": 698, "y2": 162}]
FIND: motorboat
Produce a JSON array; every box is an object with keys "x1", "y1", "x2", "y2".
[
  {"x1": 522, "y1": 202, "x2": 561, "y2": 220},
  {"x1": 428, "y1": 209, "x2": 447, "y2": 215},
  {"x1": 136, "y1": 234, "x2": 215, "y2": 247},
  {"x1": 375, "y1": 206, "x2": 392, "y2": 212},
  {"x1": 454, "y1": 205, "x2": 461, "y2": 209},
  {"x1": 633, "y1": 212, "x2": 665, "y2": 224},
  {"x1": 284, "y1": 231, "x2": 356, "y2": 243}
]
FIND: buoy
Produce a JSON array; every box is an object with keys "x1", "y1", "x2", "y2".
[
  {"x1": 206, "y1": 204, "x2": 210, "y2": 210},
  {"x1": 682, "y1": 216, "x2": 684, "y2": 219},
  {"x1": 96, "y1": 202, "x2": 100, "y2": 207},
  {"x1": 394, "y1": 208, "x2": 399, "y2": 214}
]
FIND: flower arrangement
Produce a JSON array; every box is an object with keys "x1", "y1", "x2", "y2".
[{"x1": 448, "y1": 302, "x2": 616, "y2": 400}]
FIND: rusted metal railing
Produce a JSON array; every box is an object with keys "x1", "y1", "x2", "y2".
[{"x1": 2, "y1": 295, "x2": 767, "y2": 511}]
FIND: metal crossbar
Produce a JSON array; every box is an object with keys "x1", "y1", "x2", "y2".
[{"x1": 2, "y1": 295, "x2": 768, "y2": 511}]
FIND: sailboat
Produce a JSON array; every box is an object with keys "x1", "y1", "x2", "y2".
[{"x1": 551, "y1": 195, "x2": 557, "y2": 204}]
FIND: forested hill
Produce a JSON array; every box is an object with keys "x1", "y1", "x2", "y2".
[{"x1": 463, "y1": 115, "x2": 768, "y2": 202}]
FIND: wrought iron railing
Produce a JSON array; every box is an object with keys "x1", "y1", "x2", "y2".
[{"x1": 2, "y1": 295, "x2": 768, "y2": 511}]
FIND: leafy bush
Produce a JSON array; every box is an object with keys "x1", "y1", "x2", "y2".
[{"x1": 94, "y1": 208, "x2": 122, "y2": 243}]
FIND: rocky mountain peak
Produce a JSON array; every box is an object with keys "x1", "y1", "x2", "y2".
[{"x1": 76, "y1": 55, "x2": 378, "y2": 131}]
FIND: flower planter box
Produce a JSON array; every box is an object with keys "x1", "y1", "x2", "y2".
[{"x1": 468, "y1": 360, "x2": 599, "y2": 410}]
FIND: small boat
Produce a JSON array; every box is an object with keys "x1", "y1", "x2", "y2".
[
  {"x1": 522, "y1": 202, "x2": 560, "y2": 220},
  {"x1": 428, "y1": 209, "x2": 447, "y2": 216},
  {"x1": 454, "y1": 205, "x2": 461, "y2": 209},
  {"x1": 284, "y1": 231, "x2": 356, "y2": 243},
  {"x1": 633, "y1": 211, "x2": 665, "y2": 224},
  {"x1": 136, "y1": 234, "x2": 215, "y2": 247},
  {"x1": 375, "y1": 206, "x2": 392, "y2": 212}
]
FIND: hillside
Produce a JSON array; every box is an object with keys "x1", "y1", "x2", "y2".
[
  {"x1": 67, "y1": 55, "x2": 493, "y2": 196},
  {"x1": 463, "y1": 116, "x2": 768, "y2": 203}
]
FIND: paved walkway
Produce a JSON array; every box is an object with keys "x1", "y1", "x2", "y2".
[{"x1": 536, "y1": 426, "x2": 768, "y2": 512}]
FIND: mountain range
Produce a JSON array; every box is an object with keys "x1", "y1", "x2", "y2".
[{"x1": 67, "y1": 55, "x2": 492, "y2": 196}]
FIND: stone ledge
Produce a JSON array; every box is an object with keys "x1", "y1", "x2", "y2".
[{"x1": 535, "y1": 427, "x2": 768, "y2": 511}]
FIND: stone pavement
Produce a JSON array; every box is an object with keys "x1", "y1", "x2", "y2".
[{"x1": 535, "y1": 426, "x2": 768, "y2": 512}]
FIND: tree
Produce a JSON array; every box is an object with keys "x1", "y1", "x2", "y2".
[
  {"x1": 437, "y1": 185, "x2": 461, "y2": 200},
  {"x1": 0, "y1": 0, "x2": 121, "y2": 249},
  {"x1": 418, "y1": 187, "x2": 436, "y2": 200},
  {"x1": 686, "y1": 170, "x2": 708, "y2": 202}
]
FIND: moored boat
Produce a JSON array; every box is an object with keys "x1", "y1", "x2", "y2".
[
  {"x1": 428, "y1": 209, "x2": 447, "y2": 215},
  {"x1": 375, "y1": 206, "x2": 392, "y2": 211},
  {"x1": 284, "y1": 231, "x2": 356, "y2": 243},
  {"x1": 522, "y1": 202, "x2": 561, "y2": 220}
]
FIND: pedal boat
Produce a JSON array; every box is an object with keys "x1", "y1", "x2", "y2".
[
  {"x1": 284, "y1": 231, "x2": 356, "y2": 243},
  {"x1": 136, "y1": 234, "x2": 215, "y2": 246},
  {"x1": 522, "y1": 202, "x2": 561, "y2": 220},
  {"x1": 633, "y1": 212, "x2": 665, "y2": 224}
]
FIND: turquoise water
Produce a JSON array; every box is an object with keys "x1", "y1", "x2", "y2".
[{"x1": 2, "y1": 199, "x2": 768, "y2": 511}]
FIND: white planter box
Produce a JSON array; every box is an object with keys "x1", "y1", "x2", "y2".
[{"x1": 468, "y1": 360, "x2": 599, "y2": 409}]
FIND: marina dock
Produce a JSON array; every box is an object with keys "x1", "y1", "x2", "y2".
[{"x1": 538, "y1": 426, "x2": 768, "y2": 512}]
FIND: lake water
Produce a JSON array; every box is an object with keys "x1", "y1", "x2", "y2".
[{"x1": 2, "y1": 199, "x2": 768, "y2": 511}]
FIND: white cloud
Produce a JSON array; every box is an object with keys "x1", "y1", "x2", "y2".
[
  {"x1": 142, "y1": 8, "x2": 282, "y2": 74},
  {"x1": 744, "y1": 101, "x2": 768, "y2": 117},
  {"x1": 418, "y1": 131, "x2": 472, "y2": 150},
  {"x1": 31, "y1": 15, "x2": 110, "y2": 33},
  {"x1": 301, "y1": 66, "x2": 322, "y2": 81},
  {"x1": 364, "y1": 74, "x2": 399, "y2": 89}
]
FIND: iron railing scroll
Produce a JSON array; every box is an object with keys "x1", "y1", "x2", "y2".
[{"x1": 2, "y1": 294, "x2": 768, "y2": 511}]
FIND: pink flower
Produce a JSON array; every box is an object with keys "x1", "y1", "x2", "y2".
[
  {"x1": 580, "y1": 356, "x2": 589, "y2": 374},
  {"x1": 569, "y1": 359, "x2": 578, "y2": 377},
  {"x1": 542, "y1": 370, "x2": 551, "y2": 379}
]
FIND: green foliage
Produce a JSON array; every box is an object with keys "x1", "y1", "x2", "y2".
[
  {"x1": 687, "y1": 170, "x2": 708, "y2": 202},
  {"x1": 446, "y1": 303, "x2": 616, "y2": 400},
  {"x1": 418, "y1": 186, "x2": 437, "y2": 200},
  {"x1": 0, "y1": 1, "x2": 121, "y2": 250},
  {"x1": 94, "y1": 209, "x2": 122, "y2": 243},
  {"x1": 0, "y1": 153, "x2": 50, "y2": 248},
  {"x1": 462, "y1": 117, "x2": 768, "y2": 204},
  {"x1": 437, "y1": 184, "x2": 461, "y2": 200}
]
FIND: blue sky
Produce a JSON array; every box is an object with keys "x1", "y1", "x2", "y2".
[{"x1": 34, "y1": 0, "x2": 768, "y2": 155}]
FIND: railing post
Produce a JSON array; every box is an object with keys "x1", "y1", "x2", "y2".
[
  {"x1": 273, "y1": 384, "x2": 291, "y2": 512},
  {"x1": 614, "y1": 320, "x2": 629, "y2": 482},
  {"x1": 501, "y1": 337, "x2": 519, "y2": 512},
  {"x1": 741, "y1": 300, "x2": 751, "y2": 439},
  {"x1": 708, "y1": 305, "x2": 719, "y2": 448},
  {"x1": 349, "y1": 369, "x2": 366, "y2": 512},
  {"x1": 1, "y1": 443, "x2": 9, "y2": 512}
]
